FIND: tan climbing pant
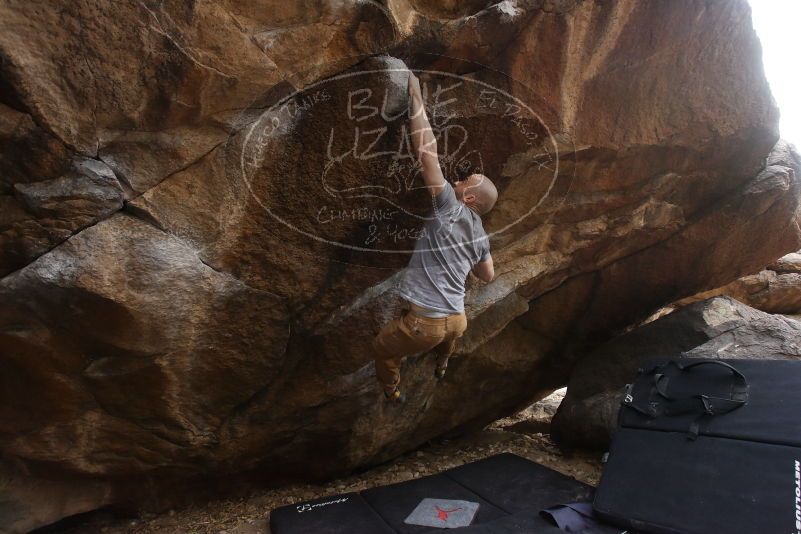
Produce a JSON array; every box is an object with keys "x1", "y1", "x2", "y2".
[{"x1": 372, "y1": 301, "x2": 468, "y2": 393}]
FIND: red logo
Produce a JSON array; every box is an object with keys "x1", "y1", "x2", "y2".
[{"x1": 435, "y1": 505, "x2": 462, "y2": 521}]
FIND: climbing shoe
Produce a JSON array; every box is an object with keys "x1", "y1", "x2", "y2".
[
  {"x1": 435, "y1": 355, "x2": 450, "y2": 380},
  {"x1": 434, "y1": 364, "x2": 447, "y2": 380},
  {"x1": 383, "y1": 386, "x2": 406, "y2": 403}
]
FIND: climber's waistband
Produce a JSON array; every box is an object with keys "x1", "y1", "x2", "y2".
[{"x1": 407, "y1": 301, "x2": 455, "y2": 318}]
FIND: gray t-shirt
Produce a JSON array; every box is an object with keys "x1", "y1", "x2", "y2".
[{"x1": 397, "y1": 181, "x2": 491, "y2": 314}]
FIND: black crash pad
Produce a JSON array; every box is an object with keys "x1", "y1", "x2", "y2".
[
  {"x1": 270, "y1": 452, "x2": 595, "y2": 533},
  {"x1": 595, "y1": 358, "x2": 801, "y2": 533},
  {"x1": 596, "y1": 428, "x2": 801, "y2": 534},
  {"x1": 619, "y1": 359, "x2": 801, "y2": 447},
  {"x1": 361, "y1": 473, "x2": 507, "y2": 531},
  {"x1": 270, "y1": 492, "x2": 394, "y2": 533}
]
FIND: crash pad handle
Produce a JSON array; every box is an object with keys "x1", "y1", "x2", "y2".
[
  {"x1": 654, "y1": 359, "x2": 747, "y2": 398},
  {"x1": 654, "y1": 359, "x2": 749, "y2": 422}
]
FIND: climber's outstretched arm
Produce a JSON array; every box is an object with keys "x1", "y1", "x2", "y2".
[{"x1": 408, "y1": 72, "x2": 446, "y2": 197}]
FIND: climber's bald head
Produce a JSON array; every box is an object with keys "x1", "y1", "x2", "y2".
[{"x1": 454, "y1": 173, "x2": 498, "y2": 216}]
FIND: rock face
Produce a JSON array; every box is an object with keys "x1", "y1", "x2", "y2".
[
  {"x1": 1, "y1": 0, "x2": 800, "y2": 530},
  {"x1": 674, "y1": 248, "x2": 801, "y2": 316},
  {"x1": 551, "y1": 296, "x2": 801, "y2": 450},
  {"x1": 660, "y1": 145, "x2": 801, "y2": 316},
  {"x1": 680, "y1": 267, "x2": 801, "y2": 315}
]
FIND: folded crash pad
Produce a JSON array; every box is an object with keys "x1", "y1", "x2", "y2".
[
  {"x1": 595, "y1": 358, "x2": 801, "y2": 534},
  {"x1": 270, "y1": 452, "x2": 597, "y2": 533}
]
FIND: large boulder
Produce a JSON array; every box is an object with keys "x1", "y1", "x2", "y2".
[
  {"x1": 1, "y1": 0, "x2": 800, "y2": 530},
  {"x1": 664, "y1": 145, "x2": 801, "y2": 314},
  {"x1": 551, "y1": 296, "x2": 801, "y2": 450}
]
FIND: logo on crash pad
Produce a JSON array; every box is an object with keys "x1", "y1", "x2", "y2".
[
  {"x1": 435, "y1": 504, "x2": 462, "y2": 521},
  {"x1": 295, "y1": 496, "x2": 349, "y2": 513},
  {"x1": 404, "y1": 498, "x2": 479, "y2": 528}
]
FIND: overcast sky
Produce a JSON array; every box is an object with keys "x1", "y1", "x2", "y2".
[{"x1": 749, "y1": 0, "x2": 800, "y2": 147}]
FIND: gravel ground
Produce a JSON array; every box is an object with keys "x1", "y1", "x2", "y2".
[{"x1": 39, "y1": 390, "x2": 603, "y2": 534}]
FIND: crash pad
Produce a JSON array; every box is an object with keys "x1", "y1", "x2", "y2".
[{"x1": 269, "y1": 452, "x2": 596, "y2": 533}]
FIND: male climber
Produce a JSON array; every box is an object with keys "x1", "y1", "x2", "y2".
[{"x1": 372, "y1": 71, "x2": 498, "y2": 403}]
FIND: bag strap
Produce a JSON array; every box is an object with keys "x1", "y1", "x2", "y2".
[
  {"x1": 623, "y1": 359, "x2": 749, "y2": 439},
  {"x1": 654, "y1": 359, "x2": 748, "y2": 415},
  {"x1": 654, "y1": 360, "x2": 746, "y2": 395}
]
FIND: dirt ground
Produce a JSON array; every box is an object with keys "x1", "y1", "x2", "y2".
[{"x1": 39, "y1": 390, "x2": 603, "y2": 534}]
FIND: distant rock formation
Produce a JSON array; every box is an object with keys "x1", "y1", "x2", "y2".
[
  {"x1": 673, "y1": 248, "x2": 801, "y2": 316},
  {"x1": 1, "y1": 0, "x2": 799, "y2": 530}
]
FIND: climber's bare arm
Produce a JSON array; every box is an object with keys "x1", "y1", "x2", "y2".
[
  {"x1": 472, "y1": 256, "x2": 494, "y2": 283},
  {"x1": 408, "y1": 72, "x2": 446, "y2": 197}
]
